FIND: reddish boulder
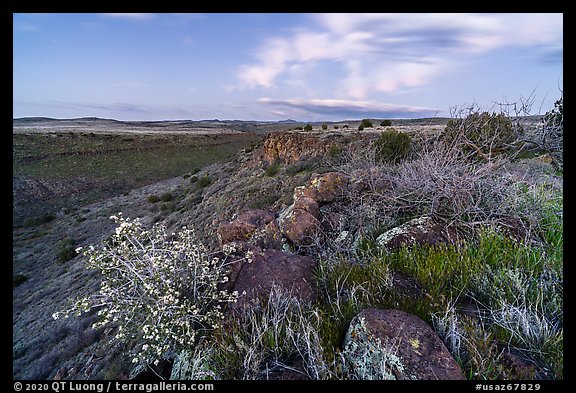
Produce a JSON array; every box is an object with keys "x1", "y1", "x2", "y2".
[
  {"x1": 343, "y1": 308, "x2": 465, "y2": 380},
  {"x1": 278, "y1": 205, "x2": 321, "y2": 246},
  {"x1": 292, "y1": 196, "x2": 320, "y2": 218},
  {"x1": 250, "y1": 219, "x2": 284, "y2": 250},
  {"x1": 228, "y1": 247, "x2": 317, "y2": 311},
  {"x1": 217, "y1": 209, "x2": 275, "y2": 245}
]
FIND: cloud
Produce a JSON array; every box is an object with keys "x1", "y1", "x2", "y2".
[
  {"x1": 258, "y1": 98, "x2": 439, "y2": 119},
  {"x1": 238, "y1": 13, "x2": 562, "y2": 98},
  {"x1": 13, "y1": 21, "x2": 40, "y2": 32},
  {"x1": 109, "y1": 81, "x2": 150, "y2": 88},
  {"x1": 100, "y1": 13, "x2": 156, "y2": 21}
]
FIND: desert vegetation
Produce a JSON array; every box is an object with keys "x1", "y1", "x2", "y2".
[{"x1": 15, "y1": 103, "x2": 562, "y2": 381}]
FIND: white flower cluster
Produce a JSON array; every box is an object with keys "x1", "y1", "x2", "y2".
[{"x1": 52, "y1": 213, "x2": 239, "y2": 367}]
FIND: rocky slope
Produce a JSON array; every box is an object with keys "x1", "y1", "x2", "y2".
[{"x1": 14, "y1": 127, "x2": 560, "y2": 380}]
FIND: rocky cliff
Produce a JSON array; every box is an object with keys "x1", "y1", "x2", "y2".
[{"x1": 262, "y1": 130, "x2": 381, "y2": 164}]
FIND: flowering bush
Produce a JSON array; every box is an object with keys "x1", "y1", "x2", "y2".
[{"x1": 53, "y1": 214, "x2": 240, "y2": 366}]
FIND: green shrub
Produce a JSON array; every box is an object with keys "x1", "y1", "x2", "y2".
[
  {"x1": 57, "y1": 237, "x2": 77, "y2": 262},
  {"x1": 160, "y1": 202, "x2": 176, "y2": 213},
  {"x1": 304, "y1": 124, "x2": 313, "y2": 132},
  {"x1": 360, "y1": 119, "x2": 373, "y2": 128},
  {"x1": 322, "y1": 124, "x2": 328, "y2": 130},
  {"x1": 160, "y1": 192, "x2": 173, "y2": 202},
  {"x1": 294, "y1": 126, "x2": 303, "y2": 131},
  {"x1": 13, "y1": 273, "x2": 28, "y2": 288},
  {"x1": 53, "y1": 215, "x2": 243, "y2": 367},
  {"x1": 380, "y1": 120, "x2": 392, "y2": 127},
  {"x1": 343, "y1": 125, "x2": 349, "y2": 129},
  {"x1": 264, "y1": 162, "x2": 281, "y2": 177},
  {"x1": 358, "y1": 125, "x2": 364, "y2": 131},
  {"x1": 147, "y1": 195, "x2": 160, "y2": 203},
  {"x1": 249, "y1": 194, "x2": 279, "y2": 210},
  {"x1": 544, "y1": 97, "x2": 563, "y2": 129},
  {"x1": 197, "y1": 175, "x2": 212, "y2": 188},
  {"x1": 328, "y1": 144, "x2": 343, "y2": 157},
  {"x1": 373, "y1": 128, "x2": 411, "y2": 163},
  {"x1": 442, "y1": 112, "x2": 517, "y2": 157},
  {"x1": 334, "y1": 125, "x2": 339, "y2": 129},
  {"x1": 23, "y1": 214, "x2": 56, "y2": 228},
  {"x1": 541, "y1": 97, "x2": 563, "y2": 152}
]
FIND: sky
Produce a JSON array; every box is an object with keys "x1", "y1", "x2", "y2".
[{"x1": 13, "y1": 13, "x2": 563, "y2": 122}]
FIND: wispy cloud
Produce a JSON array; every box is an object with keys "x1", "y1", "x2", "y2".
[
  {"x1": 258, "y1": 98, "x2": 439, "y2": 119},
  {"x1": 238, "y1": 13, "x2": 562, "y2": 99},
  {"x1": 109, "y1": 81, "x2": 150, "y2": 88},
  {"x1": 100, "y1": 13, "x2": 157, "y2": 21},
  {"x1": 13, "y1": 21, "x2": 40, "y2": 32}
]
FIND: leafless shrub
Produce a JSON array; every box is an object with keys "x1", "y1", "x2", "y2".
[{"x1": 317, "y1": 102, "x2": 559, "y2": 253}]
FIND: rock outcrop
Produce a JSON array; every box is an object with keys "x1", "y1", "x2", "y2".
[
  {"x1": 262, "y1": 131, "x2": 380, "y2": 165},
  {"x1": 343, "y1": 308, "x2": 465, "y2": 380},
  {"x1": 293, "y1": 172, "x2": 349, "y2": 204},
  {"x1": 376, "y1": 216, "x2": 459, "y2": 250},
  {"x1": 279, "y1": 172, "x2": 350, "y2": 246},
  {"x1": 216, "y1": 209, "x2": 276, "y2": 246}
]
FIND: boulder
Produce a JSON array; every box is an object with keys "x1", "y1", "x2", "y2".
[
  {"x1": 376, "y1": 216, "x2": 458, "y2": 250},
  {"x1": 294, "y1": 172, "x2": 349, "y2": 204},
  {"x1": 278, "y1": 204, "x2": 321, "y2": 246},
  {"x1": 228, "y1": 247, "x2": 317, "y2": 311},
  {"x1": 292, "y1": 196, "x2": 320, "y2": 218},
  {"x1": 343, "y1": 308, "x2": 465, "y2": 380},
  {"x1": 217, "y1": 209, "x2": 275, "y2": 245},
  {"x1": 250, "y1": 219, "x2": 284, "y2": 250}
]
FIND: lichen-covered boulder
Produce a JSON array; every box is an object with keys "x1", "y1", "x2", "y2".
[
  {"x1": 250, "y1": 219, "x2": 284, "y2": 250},
  {"x1": 342, "y1": 308, "x2": 465, "y2": 380},
  {"x1": 277, "y1": 204, "x2": 321, "y2": 246},
  {"x1": 376, "y1": 216, "x2": 458, "y2": 250},
  {"x1": 216, "y1": 209, "x2": 276, "y2": 245},
  {"x1": 292, "y1": 196, "x2": 320, "y2": 218},
  {"x1": 294, "y1": 172, "x2": 349, "y2": 204}
]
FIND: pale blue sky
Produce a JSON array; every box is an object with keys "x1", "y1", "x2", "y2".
[{"x1": 13, "y1": 13, "x2": 563, "y2": 121}]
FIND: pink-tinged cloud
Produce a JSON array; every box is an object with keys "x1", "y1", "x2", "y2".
[
  {"x1": 238, "y1": 13, "x2": 562, "y2": 98},
  {"x1": 100, "y1": 13, "x2": 156, "y2": 21},
  {"x1": 258, "y1": 98, "x2": 439, "y2": 119}
]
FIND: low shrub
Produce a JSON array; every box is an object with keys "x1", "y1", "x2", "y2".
[
  {"x1": 380, "y1": 120, "x2": 392, "y2": 127},
  {"x1": 442, "y1": 111, "x2": 517, "y2": 158},
  {"x1": 160, "y1": 202, "x2": 176, "y2": 213},
  {"x1": 197, "y1": 175, "x2": 212, "y2": 188},
  {"x1": 304, "y1": 124, "x2": 313, "y2": 132},
  {"x1": 360, "y1": 119, "x2": 373, "y2": 128},
  {"x1": 372, "y1": 128, "x2": 411, "y2": 163},
  {"x1": 249, "y1": 194, "x2": 279, "y2": 210},
  {"x1": 13, "y1": 273, "x2": 28, "y2": 288},
  {"x1": 53, "y1": 215, "x2": 245, "y2": 367},
  {"x1": 264, "y1": 162, "x2": 281, "y2": 177},
  {"x1": 328, "y1": 144, "x2": 343, "y2": 157},
  {"x1": 147, "y1": 195, "x2": 160, "y2": 203},
  {"x1": 160, "y1": 192, "x2": 173, "y2": 202},
  {"x1": 23, "y1": 214, "x2": 56, "y2": 228},
  {"x1": 57, "y1": 237, "x2": 77, "y2": 262}
]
